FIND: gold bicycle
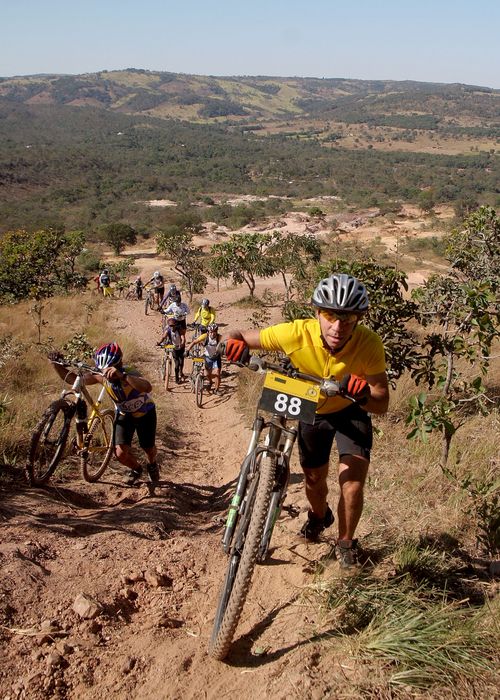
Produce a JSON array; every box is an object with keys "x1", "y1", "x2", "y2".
[{"x1": 26, "y1": 360, "x2": 115, "y2": 486}]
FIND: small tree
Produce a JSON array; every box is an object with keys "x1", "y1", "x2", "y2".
[
  {"x1": 208, "y1": 233, "x2": 277, "y2": 297},
  {"x1": 406, "y1": 207, "x2": 500, "y2": 466},
  {"x1": 0, "y1": 227, "x2": 86, "y2": 303},
  {"x1": 156, "y1": 225, "x2": 207, "y2": 300},
  {"x1": 102, "y1": 223, "x2": 137, "y2": 255},
  {"x1": 267, "y1": 231, "x2": 321, "y2": 300}
]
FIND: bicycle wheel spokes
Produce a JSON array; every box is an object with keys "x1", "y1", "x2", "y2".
[
  {"x1": 27, "y1": 401, "x2": 73, "y2": 486},
  {"x1": 208, "y1": 453, "x2": 276, "y2": 661},
  {"x1": 81, "y1": 409, "x2": 115, "y2": 482}
]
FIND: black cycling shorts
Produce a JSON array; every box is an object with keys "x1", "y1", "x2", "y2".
[
  {"x1": 113, "y1": 407, "x2": 157, "y2": 450},
  {"x1": 155, "y1": 286, "x2": 165, "y2": 298},
  {"x1": 298, "y1": 403, "x2": 372, "y2": 469}
]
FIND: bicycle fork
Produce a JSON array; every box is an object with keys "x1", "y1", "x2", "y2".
[
  {"x1": 222, "y1": 416, "x2": 265, "y2": 553},
  {"x1": 258, "y1": 421, "x2": 297, "y2": 561}
]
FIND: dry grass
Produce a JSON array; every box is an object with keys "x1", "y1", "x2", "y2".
[{"x1": 0, "y1": 291, "x2": 146, "y2": 465}]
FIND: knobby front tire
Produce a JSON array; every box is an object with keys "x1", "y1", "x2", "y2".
[
  {"x1": 195, "y1": 372, "x2": 204, "y2": 407},
  {"x1": 26, "y1": 400, "x2": 74, "y2": 486},
  {"x1": 81, "y1": 409, "x2": 115, "y2": 482},
  {"x1": 145, "y1": 295, "x2": 151, "y2": 315},
  {"x1": 208, "y1": 453, "x2": 276, "y2": 661},
  {"x1": 160, "y1": 353, "x2": 167, "y2": 381},
  {"x1": 165, "y1": 356, "x2": 173, "y2": 391}
]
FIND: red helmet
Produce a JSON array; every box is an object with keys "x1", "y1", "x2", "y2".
[{"x1": 94, "y1": 342, "x2": 123, "y2": 369}]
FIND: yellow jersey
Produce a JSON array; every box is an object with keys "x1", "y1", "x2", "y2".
[
  {"x1": 259, "y1": 319, "x2": 386, "y2": 414},
  {"x1": 194, "y1": 307, "x2": 216, "y2": 327}
]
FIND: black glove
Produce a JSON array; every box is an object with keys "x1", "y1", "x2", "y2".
[{"x1": 339, "y1": 374, "x2": 370, "y2": 405}]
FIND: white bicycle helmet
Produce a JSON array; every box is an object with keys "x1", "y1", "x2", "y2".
[
  {"x1": 153, "y1": 271, "x2": 161, "y2": 278},
  {"x1": 312, "y1": 273, "x2": 369, "y2": 312}
]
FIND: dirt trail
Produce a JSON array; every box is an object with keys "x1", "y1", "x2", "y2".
[{"x1": 0, "y1": 252, "x2": 343, "y2": 700}]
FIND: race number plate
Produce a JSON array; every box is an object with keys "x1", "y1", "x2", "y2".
[
  {"x1": 192, "y1": 357, "x2": 204, "y2": 363},
  {"x1": 258, "y1": 371, "x2": 319, "y2": 424}
]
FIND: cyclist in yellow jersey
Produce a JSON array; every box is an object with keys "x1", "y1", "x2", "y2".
[
  {"x1": 224, "y1": 273, "x2": 389, "y2": 568},
  {"x1": 193, "y1": 298, "x2": 216, "y2": 332}
]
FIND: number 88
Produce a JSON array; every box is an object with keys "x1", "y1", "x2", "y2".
[{"x1": 274, "y1": 393, "x2": 301, "y2": 415}]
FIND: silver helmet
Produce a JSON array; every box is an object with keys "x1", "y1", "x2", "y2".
[{"x1": 312, "y1": 274, "x2": 369, "y2": 312}]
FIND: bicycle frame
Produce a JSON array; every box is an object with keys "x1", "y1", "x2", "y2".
[{"x1": 59, "y1": 366, "x2": 109, "y2": 449}]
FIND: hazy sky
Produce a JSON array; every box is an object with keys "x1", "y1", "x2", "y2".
[{"x1": 2, "y1": 0, "x2": 499, "y2": 88}]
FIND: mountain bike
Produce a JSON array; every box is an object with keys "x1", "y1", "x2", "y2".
[
  {"x1": 159, "y1": 343, "x2": 175, "y2": 391},
  {"x1": 187, "y1": 353, "x2": 205, "y2": 407},
  {"x1": 144, "y1": 286, "x2": 156, "y2": 315},
  {"x1": 125, "y1": 283, "x2": 143, "y2": 301},
  {"x1": 208, "y1": 356, "x2": 341, "y2": 660},
  {"x1": 27, "y1": 361, "x2": 115, "y2": 486},
  {"x1": 187, "y1": 322, "x2": 204, "y2": 357}
]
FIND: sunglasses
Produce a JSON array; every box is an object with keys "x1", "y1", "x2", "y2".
[{"x1": 319, "y1": 309, "x2": 360, "y2": 324}]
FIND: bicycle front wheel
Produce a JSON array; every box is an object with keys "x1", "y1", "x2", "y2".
[
  {"x1": 27, "y1": 400, "x2": 74, "y2": 486},
  {"x1": 81, "y1": 409, "x2": 115, "y2": 482},
  {"x1": 160, "y1": 353, "x2": 167, "y2": 381},
  {"x1": 208, "y1": 453, "x2": 276, "y2": 661},
  {"x1": 144, "y1": 294, "x2": 151, "y2": 315},
  {"x1": 165, "y1": 355, "x2": 173, "y2": 391},
  {"x1": 195, "y1": 372, "x2": 204, "y2": 407}
]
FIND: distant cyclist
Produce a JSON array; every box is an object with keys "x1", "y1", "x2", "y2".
[
  {"x1": 159, "y1": 283, "x2": 181, "y2": 310},
  {"x1": 193, "y1": 298, "x2": 216, "y2": 333},
  {"x1": 157, "y1": 314, "x2": 186, "y2": 383},
  {"x1": 99, "y1": 269, "x2": 112, "y2": 298},
  {"x1": 48, "y1": 342, "x2": 159, "y2": 486},
  {"x1": 186, "y1": 322, "x2": 223, "y2": 394},
  {"x1": 134, "y1": 276, "x2": 143, "y2": 301},
  {"x1": 146, "y1": 271, "x2": 164, "y2": 309},
  {"x1": 162, "y1": 298, "x2": 190, "y2": 339}
]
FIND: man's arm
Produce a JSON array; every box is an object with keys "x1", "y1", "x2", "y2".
[
  {"x1": 226, "y1": 329, "x2": 262, "y2": 349},
  {"x1": 363, "y1": 371, "x2": 390, "y2": 415}
]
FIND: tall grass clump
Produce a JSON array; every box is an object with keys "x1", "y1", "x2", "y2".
[{"x1": 306, "y1": 536, "x2": 499, "y2": 696}]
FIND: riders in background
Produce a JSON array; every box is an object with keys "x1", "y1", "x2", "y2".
[
  {"x1": 193, "y1": 298, "x2": 216, "y2": 332},
  {"x1": 162, "y1": 297, "x2": 190, "y2": 339},
  {"x1": 159, "y1": 283, "x2": 181, "y2": 310},
  {"x1": 186, "y1": 322, "x2": 223, "y2": 394},
  {"x1": 147, "y1": 271, "x2": 165, "y2": 308},
  {"x1": 224, "y1": 273, "x2": 389, "y2": 569},
  {"x1": 135, "y1": 276, "x2": 143, "y2": 300},
  {"x1": 49, "y1": 342, "x2": 159, "y2": 486},
  {"x1": 157, "y1": 315, "x2": 186, "y2": 383},
  {"x1": 99, "y1": 268, "x2": 112, "y2": 297}
]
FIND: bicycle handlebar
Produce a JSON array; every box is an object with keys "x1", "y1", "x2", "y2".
[
  {"x1": 248, "y1": 355, "x2": 343, "y2": 398},
  {"x1": 51, "y1": 359, "x2": 104, "y2": 376}
]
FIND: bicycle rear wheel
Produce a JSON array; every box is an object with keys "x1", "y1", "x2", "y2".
[
  {"x1": 26, "y1": 400, "x2": 74, "y2": 486},
  {"x1": 81, "y1": 409, "x2": 115, "y2": 482},
  {"x1": 208, "y1": 453, "x2": 276, "y2": 660},
  {"x1": 195, "y1": 372, "x2": 204, "y2": 407}
]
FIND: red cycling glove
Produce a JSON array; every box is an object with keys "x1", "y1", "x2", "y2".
[
  {"x1": 339, "y1": 374, "x2": 370, "y2": 405},
  {"x1": 225, "y1": 338, "x2": 250, "y2": 364}
]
